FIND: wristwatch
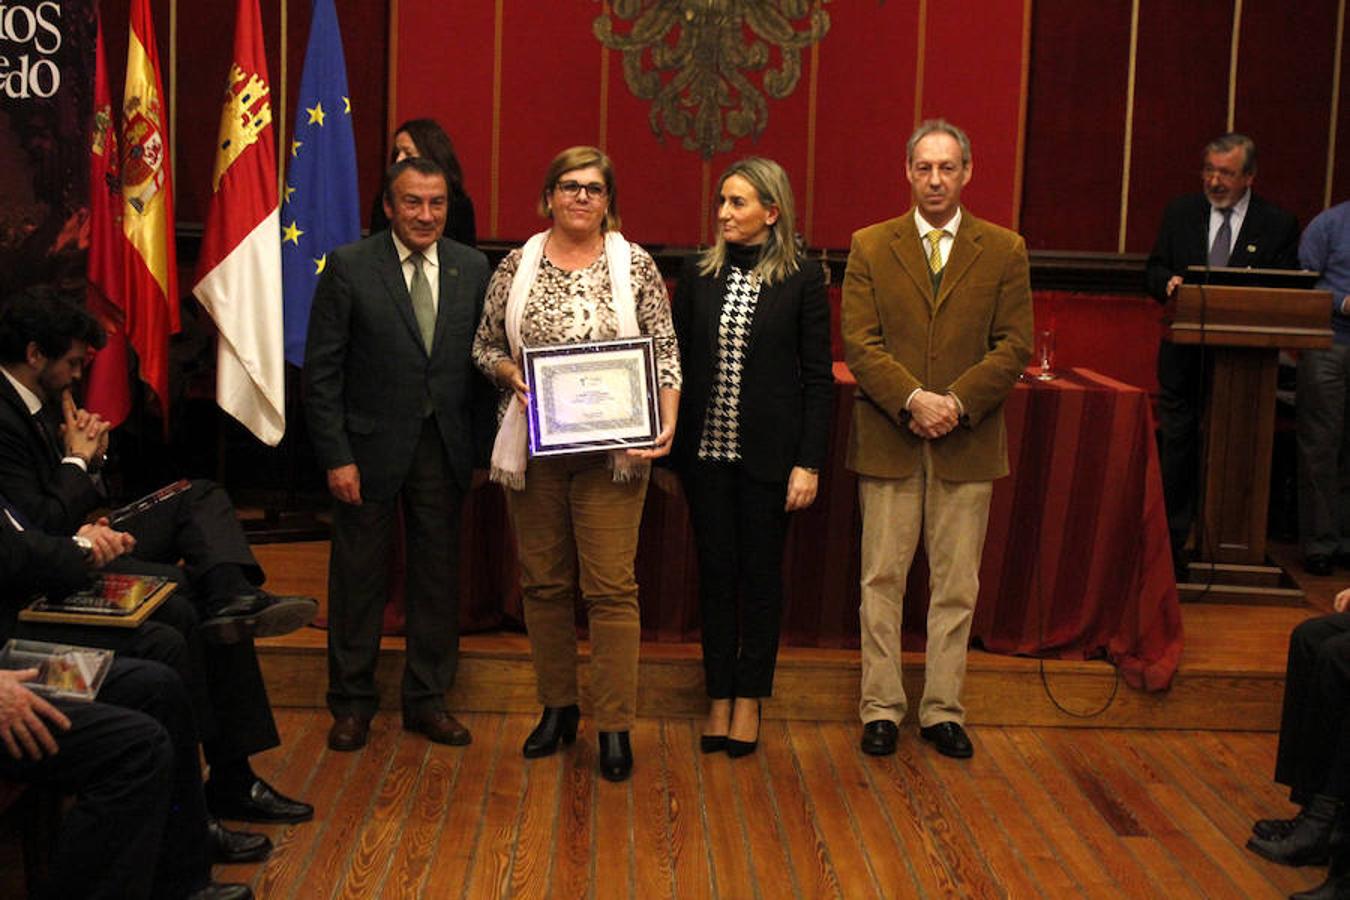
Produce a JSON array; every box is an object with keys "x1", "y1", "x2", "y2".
[{"x1": 72, "y1": 534, "x2": 94, "y2": 561}]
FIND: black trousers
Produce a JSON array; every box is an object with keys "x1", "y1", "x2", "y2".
[
  {"x1": 15, "y1": 583, "x2": 281, "y2": 766},
  {"x1": 1274, "y1": 612, "x2": 1350, "y2": 805},
  {"x1": 327, "y1": 418, "x2": 464, "y2": 717},
  {"x1": 112, "y1": 478, "x2": 262, "y2": 587},
  {"x1": 683, "y1": 460, "x2": 791, "y2": 699},
  {"x1": 1157, "y1": 341, "x2": 1205, "y2": 561},
  {"x1": 0, "y1": 658, "x2": 210, "y2": 899}
]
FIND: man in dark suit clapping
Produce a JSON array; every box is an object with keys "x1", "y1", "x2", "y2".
[
  {"x1": 1145, "y1": 133, "x2": 1300, "y2": 579},
  {"x1": 304, "y1": 157, "x2": 490, "y2": 752}
]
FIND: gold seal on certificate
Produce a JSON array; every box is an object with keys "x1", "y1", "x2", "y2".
[{"x1": 521, "y1": 337, "x2": 661, "y2": 456}]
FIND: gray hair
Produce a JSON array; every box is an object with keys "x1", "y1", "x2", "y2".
[
  {"x1": 906, "y1": 118, "x2": 972, "y2": 167},
  {"x1": 1204, "y1": 133, "x2": 1256, "y2": 174}
]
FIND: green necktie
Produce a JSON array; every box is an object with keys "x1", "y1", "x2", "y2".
[{"x1": 410, "y1": 252, "x2": 435, "y2": 351}]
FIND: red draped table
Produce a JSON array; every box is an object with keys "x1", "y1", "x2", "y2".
[{"x1": 405, "y1": 364, "x2": 1183, "y2": 691}]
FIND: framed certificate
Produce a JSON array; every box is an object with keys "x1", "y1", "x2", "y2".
[{"x1": 521, "y1": 337, "x2": 660, "y2": 457}]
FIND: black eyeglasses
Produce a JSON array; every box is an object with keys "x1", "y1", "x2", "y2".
[{"x1": 555, "y1": 180, "x2": 608, "y2": 199}]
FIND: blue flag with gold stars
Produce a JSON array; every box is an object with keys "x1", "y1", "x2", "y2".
[{"x1": 281, "y1": 0, "x2": 359, "y2": 366}]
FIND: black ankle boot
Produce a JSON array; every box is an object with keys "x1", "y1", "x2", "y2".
[
  {"x1": 522, "y1": 705, "x2": 580, "y2": 759},
  {"x1": 1291, "y1": 840, "x2": 1350, "y2": 898},
  {"x1": 598, "y1": 731, "x2": 632, "y2": 782},
  {"x1": 1247, "y1": 793, "x2": 1340, "y2": 866}
]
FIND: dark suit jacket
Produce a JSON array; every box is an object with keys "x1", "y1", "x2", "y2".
[
  {"x1": 1145, "y1": 191, "x2": 1300, "y2": 303},
  {"x1": 841, "y1": 209, "x2": 1033, "y2": 482},
  {"x1": 670, "y1": 254, "x2": 833, "y2": 483},
  {"x1": 303, "y1": 231, "x2": 491, "y2": 500},
  {"x1": 0, "y1": 376, "x2": 103, "y2": 534}
]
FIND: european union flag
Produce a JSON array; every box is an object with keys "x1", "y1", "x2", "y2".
[{"x1": 281, "y1": 0, "x2": 359, "y2": 366}]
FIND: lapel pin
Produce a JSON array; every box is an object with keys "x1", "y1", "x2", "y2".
[{"x1": 1246, "y1": 244, "x2": 1256, "y2": 253}]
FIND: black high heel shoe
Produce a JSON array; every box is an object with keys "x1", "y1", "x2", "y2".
[
  {"x1": 598, "y1": 731, "x2": 633, "y2": 782},
  {"x1": 725, "y1": 700, "x2": 761, "y2": 758},
  {"x1": 699, "y1": 734, "x2": 728, "y2": 754},
  {"x1": 522, "y1": 704, "x2": 580, "y2": 758}
]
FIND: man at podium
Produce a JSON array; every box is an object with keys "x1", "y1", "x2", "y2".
[{"x1": 1145, "y1": 133, "x2": 1300, "y2": 579}]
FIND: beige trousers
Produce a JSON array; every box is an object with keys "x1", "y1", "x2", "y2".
[
  {"x1": 857, "y1": 446, "x2": 993, "y2": 727},
  {"x1": 505, "y1": 454, "x2": 649, "y2": 731}
]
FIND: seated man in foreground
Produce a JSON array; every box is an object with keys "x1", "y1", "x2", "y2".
[
  {"x1": 1, "y1": 501, "x2": 253, "y2": 899},
  {"x1": 1247, "y1": 587, "x2": 1350, "y2": 900},
  {"x1": 0, "y1": 290, "x2": 316, "y2": 825}
]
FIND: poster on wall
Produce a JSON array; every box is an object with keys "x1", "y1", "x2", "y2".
[{"x1": 0, "y1": 1, "x2": 96, "y2": 299}]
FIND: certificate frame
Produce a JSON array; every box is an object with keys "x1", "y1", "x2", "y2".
[{"x1": 521, "y1": 336, "x2": 660, "y2": 457}]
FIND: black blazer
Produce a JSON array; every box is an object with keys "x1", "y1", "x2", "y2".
[
  {"x1": 0, "y1": 509, "x2": 88, "y2": 642},
  {"x1": 303, "y1": 231, "x2": 492, "y2": 501},
  {"x1": 1145, "y1": 191, "x2": 1300, "y2": 303},
  {"x1": 670, "y1": 254, "x2": 833, "y2": 483},
  {"x1": 0, "y1": 376, "x2": 104, "y2": 535}
]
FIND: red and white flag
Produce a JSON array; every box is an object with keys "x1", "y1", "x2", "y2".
[
  {"x1": 84, "y1": 11, "x2": 131, "y2": 427},
  {"x1": 121, "y1": 0, "x2": 180, "y2": 419},
  {"x1": 192, "y1": 0, "x2": 285, "y2": 445}
]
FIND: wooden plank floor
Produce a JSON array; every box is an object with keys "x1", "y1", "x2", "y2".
[{"x1": 214, "y1": 709, "x2": 1327, "y2": 899}]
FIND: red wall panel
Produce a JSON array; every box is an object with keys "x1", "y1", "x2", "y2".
[
  {"x1": 1125, "y1": 0, "x2": 1232, "y2": 254},
  {"x1": 1020, "y1": 0, "x2": 1133, "y2": 251},
  {"x1": 921, "y1": 1, "x2": 1028, "y2": 229},
  {"x1": 1235, "y1": 0, "x2": 1339, "y2": 229}
]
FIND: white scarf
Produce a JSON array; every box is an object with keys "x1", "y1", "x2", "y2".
[{"x1": 489, "y1": 229, "x2": 644, "y2": 489}]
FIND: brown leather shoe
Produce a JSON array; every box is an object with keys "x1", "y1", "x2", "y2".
[
  {"x1": 403, "y1": 709, "x2": 471, "y2": 746},
  {"x1": 328, "y1": 714, "x2": 370, "y2": 752}
]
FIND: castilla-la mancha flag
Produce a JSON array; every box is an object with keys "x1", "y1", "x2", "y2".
[
  {"x1": 121, "y1": 0, "x2": 180, "y2": 417},
  {"x1": 192, "y1": 0, "x2": 285, "y2": 445}
]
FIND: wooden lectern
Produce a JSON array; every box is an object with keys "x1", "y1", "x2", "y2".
[{"x1": 1168, "y1": 281, "x2": 1332, "y2": 576}]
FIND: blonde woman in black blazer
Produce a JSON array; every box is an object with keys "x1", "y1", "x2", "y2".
[{"x1": 671, "y1": 157, "x2": 833, "y2": 757}]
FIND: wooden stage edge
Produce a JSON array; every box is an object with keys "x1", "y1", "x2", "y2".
[
  {"x1": 253, "y1": 602, "x2": 1305, "y2": 733},
  {"x1": 252, "y1": 540, "x2": 1341, "y2": 734}
]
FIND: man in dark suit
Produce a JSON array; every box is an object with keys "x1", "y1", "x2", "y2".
[
  {"x1": 1145, "y1": 133, "x2": 1300, "y2": 578},
  {"x1": 304, "y1": 157, "x2": 491, "y2": 751},
  {"x1": 0, "y1": 292, "x2": 316, "y2": 825},
  {"x1": 1, "y1": 504, "x2": 252, "y2": 899},
  {"x1": 842, "y1": 119, "x2": 1033, "y2": 760}
]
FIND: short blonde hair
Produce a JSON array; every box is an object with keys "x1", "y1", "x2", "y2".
[{"x1": 537, "y1": 146, "x2": 621, "y2": 232}]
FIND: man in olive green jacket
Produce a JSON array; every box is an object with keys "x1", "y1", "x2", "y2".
[{"x1": 842, "y1": 119, "x2": 1033, "y2": 760}]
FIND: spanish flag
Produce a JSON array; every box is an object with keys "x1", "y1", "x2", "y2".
[
  {"x1": 121, "y1": 0, "x2": 180, "y2": 417},
  {"x1": 193, "y1": 0, "x2": 285, "y2": 445}
]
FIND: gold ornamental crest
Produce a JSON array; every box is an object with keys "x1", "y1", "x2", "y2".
[{"x1": 594, "y1": 1, "x2": 831, "y2": 159}]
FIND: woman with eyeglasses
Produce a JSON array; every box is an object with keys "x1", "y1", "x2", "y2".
[
  {"x1": 369, "y1": 118, "x2": 476, "y2": 246},
  {"x1": 472, "y1": 146, "x2": 680, "y2": 782},
  {"x1": 670, "y1": 157, "x2": 832, "y2": 757}
]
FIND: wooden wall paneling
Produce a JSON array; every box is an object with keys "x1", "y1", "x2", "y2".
[
  {"x1": 1233, "y1": 0, "x2": 1339, "y2": 229},
  {"x1": 919, "y1": 0, "x2": 1028, "y2": 229},
  {"x1": 1020, "y1": 0, "x2": 1133, "y2": 252},
  {"x1": 390, "y1": 0, "x2": 496, "y2": 237},
  {"x1": 1124, "y1": 0, "x2": 1233, "y2": 254},
  {"x1": 809, "y1": 2, "x2": 919, "y2": 248}
]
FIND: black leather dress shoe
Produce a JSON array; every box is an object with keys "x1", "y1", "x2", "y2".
[
  {"x1": 208, "y1": 818, "x2": 272, "y2": 864},
  {"x1": 206, "y1": 777, "x2": 315, "y2": 824},
  {"x1": 919, "y1": 721, "x2": 974, "y2": 759},
  {"x1": 1252, "y1": 811, "x2": 1301, "y2": 841},
  {"x1": 403, "y1": 709, "x2": 472, "y2": 746},
  {"x1": 523, "y1": 705, "x2": 579, "y2": 758},
  {"x1": 598, "y1": 731, "x2": 633, "y2": 782},
  {"x1": 1306, "y1": 554, "x2": 1335, "y2": 577},
  {"x1": 187, "y1": 882, "x2": 253, "y2": 900},
  {"x1": 328, "y1": 713, "x2": 371, "y2": 751},
  {"x1": 200, "y1": 593, "x2": 317, "y2": 644},
  {"x1": 860, "y1": 720, "x2": 899, "y2": 756}
]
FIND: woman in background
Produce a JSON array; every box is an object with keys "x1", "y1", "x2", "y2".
[
  {"x1": 671, "y1": 157, "x2": 832, "y2": 757},
  {"x1": 369, "y1": 118, "x2": 476, "y2": 246},
  {"x1": 472, "y1": 146, "x2": 680, "y2": 782}
]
